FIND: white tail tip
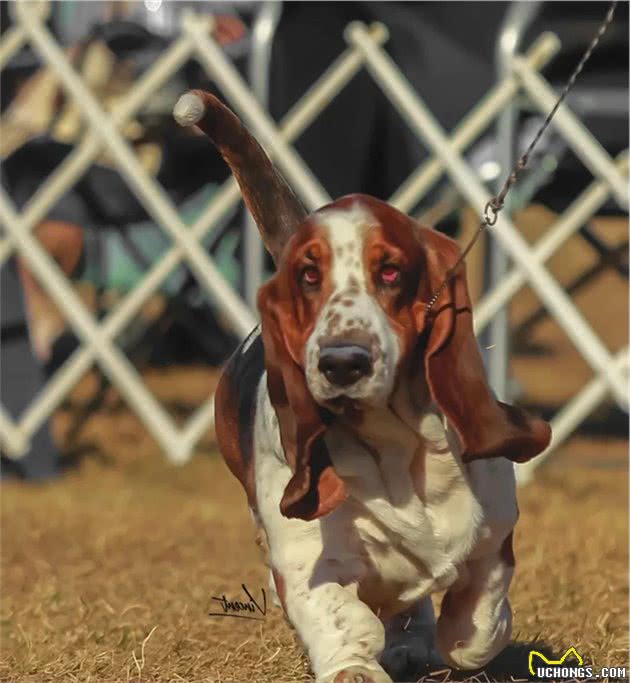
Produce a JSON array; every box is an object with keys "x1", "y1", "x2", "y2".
[{"x1": 173, "y1": 92, "x2": 205, "y2": 127}]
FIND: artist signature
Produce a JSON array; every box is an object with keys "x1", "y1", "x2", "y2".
[{"x1": 208, "y1": 584, "x2": 267, "y2": 621}]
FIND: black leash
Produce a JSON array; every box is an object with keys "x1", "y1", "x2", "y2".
[{"x1": 425, "y1": 0, "x2": 619, "y2": 314}]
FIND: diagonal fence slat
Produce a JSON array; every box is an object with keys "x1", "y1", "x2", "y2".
[
  {"x1": 517, "y1": 347, "x2": 629, "y2": 484},
  {"x1": 474, "y1": 152, "x2": 629, "y2": 334},
  {"x1": 14, "y1": 1, "x2": 256, "y2": 338},
  {"x1": 0, "y1": 406, "x2": 28, "y2": 457},
  {"x1": 0, "y1": 1, "x2": 49, "y2": 68},
  {"x1": 0, "y1": 26, "x2": 200, "y2": 265},
  {"x1": 2, "y1": 4, "x2": 256, "y2": 462},
  {"x1": 389, "y1": 32, "x2": 561, "y2": 213},
  {"x1": 0, "y1": 191, "x2": 184, "y2": 456}
]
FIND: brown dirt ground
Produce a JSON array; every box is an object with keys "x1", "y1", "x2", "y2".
[{"x1": 1, "y1": 206, "x2": 628, "y2": 682}]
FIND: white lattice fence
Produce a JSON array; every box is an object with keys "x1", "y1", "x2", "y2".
[{"x1": 0, "y1": 1, "x2": 627, "y2": 479}]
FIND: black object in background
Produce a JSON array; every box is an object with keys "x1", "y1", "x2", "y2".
[{"x1": 1, "y1": 265, "x2": 59, "y2": 479}]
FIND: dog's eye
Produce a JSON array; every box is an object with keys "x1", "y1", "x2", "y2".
[
  {"x1": 379, "y1": 264, "x2": 401, "y2": 286},
  {"x1": 300, "y1": 265, "x2": 321, "y2": 289}
]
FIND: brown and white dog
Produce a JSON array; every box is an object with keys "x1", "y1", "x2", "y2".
[{"x1": 174, "y1": 91, "x2": 551, "y2": 683}]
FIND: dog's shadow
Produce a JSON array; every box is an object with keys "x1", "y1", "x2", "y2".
[{"x1": 412, "y1": 641, "x2": 558, "y2": 682}]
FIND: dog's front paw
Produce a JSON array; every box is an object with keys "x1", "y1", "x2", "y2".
[{"x1": 318, "y1": 665, "x2": 393, "y2": 683}]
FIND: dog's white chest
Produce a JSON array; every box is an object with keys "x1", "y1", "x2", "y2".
[{"x1": 325, "y1": 412, "x2": 483, "y2": 612}]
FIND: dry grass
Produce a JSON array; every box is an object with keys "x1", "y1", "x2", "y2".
[{"x1": 1, "y1": 427, "x2": 627, "y2": 682}]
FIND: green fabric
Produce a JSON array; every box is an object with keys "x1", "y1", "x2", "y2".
[{"x1": 80, "y1": 184, "x2": 241, "y2": 295}]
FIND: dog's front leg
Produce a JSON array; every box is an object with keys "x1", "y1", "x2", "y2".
[
  {"x1": 435, "y1": 534, "x2": 514, "y2": 670},
  {"x1": 257, "y1": 459, "x2": 391, "y2": 683},
  {"x1": 276, "y1": 560, "x2": 392, "y2": 683}
]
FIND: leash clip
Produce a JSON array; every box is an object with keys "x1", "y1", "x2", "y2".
[{"x1": 484, "y1": 198, "x2": 502, "y2": 226}]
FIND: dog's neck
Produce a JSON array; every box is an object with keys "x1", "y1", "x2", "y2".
[
  {"x1": 328, "y1": 364, "x2": 471, "y2": 528},
  {"x1": 335, "y1": 370, "x2": 453, "y2": 459}
]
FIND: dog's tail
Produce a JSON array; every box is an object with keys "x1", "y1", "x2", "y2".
[{"x1": 174, "y1": 90, "x2": 306, "y2": 263}]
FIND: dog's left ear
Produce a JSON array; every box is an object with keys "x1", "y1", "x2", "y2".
[
  {"x1": 413, "y1": 228, "x2": 551, "y2": 463},
  {"x1": 257, "y1": 271, "x2": 346, "y2": 521}
]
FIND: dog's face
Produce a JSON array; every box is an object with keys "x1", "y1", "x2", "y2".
[
  {"x1": 296, "y1": 199, "x2": 425, "y2": 411},
  {"x1": 258, "y1": 196, "x2": 429, "y2": 414}
]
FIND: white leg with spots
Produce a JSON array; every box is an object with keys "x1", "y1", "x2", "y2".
[
  {"x1": 255, "y1": 401, "x2": 391, "y2": 682},
  {"x1": 435, "y1": 547, "x2": 513, "y2": 670},
  {"x1": 286, "y1": 577, "x2": 392, "y2": 683},
  {"x1": 259, "y1": 480, "x2": 391, "y2": 680}
]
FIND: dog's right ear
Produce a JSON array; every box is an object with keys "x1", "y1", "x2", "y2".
[
  {"x1": 257, "y1": 274, "x2": 346, "y2": 522},
  {"x1": 174, "y1": 90, "x2": 306, "y2": 263}
]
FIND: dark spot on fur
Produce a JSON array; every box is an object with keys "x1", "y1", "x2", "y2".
[
  {"x1": 326, "y1": 313, "x2": 342, "y2": 333},
  {"x1": 346, "y1": 275, "x2": 360, "y2": 293},
  {"x1": 329, "y1": 293, "x2": 344, "y2": 305}
]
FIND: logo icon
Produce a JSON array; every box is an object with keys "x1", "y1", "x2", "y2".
[{"x1": 528, "y1": 647, "x2": 584, "y2": 676}]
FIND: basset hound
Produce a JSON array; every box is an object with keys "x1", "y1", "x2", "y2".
[{"x1": 174, "y1": 90, "x2": 551, "y2": 683}]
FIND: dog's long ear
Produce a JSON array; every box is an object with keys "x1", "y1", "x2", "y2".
[
  {"x1": 257, "y1": 274, "x2": 346, "y2": 520},
  {"x1": 414, "y1": 228, "x2": 551, "y2": 463}
]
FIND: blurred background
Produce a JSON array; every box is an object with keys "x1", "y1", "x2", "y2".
[{"x1": 1, "y1": 2, "x2": 628, "y2": 681}]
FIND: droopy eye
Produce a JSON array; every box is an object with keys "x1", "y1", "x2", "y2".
[
  {"x1": 300, "y1": 265, "x2": 321, "y2": 288},
  {"x1": 379, "y1": 264, "x2": 401, "y2": 286}
]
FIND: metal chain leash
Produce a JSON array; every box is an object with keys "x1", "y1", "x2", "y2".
[{"x1": 425, "y1": 0, "x2": 619, "y2": 314}]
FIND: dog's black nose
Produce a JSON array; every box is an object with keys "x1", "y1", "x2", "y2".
[{"x1": 318, "y1": 344, "x2": 372, "y2": 387}]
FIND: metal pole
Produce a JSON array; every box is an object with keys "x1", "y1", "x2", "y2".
[
  {"x1": 244, "y1": 1, "x2": 283, "y2": 310},
  {"x1": 487, "y1": 1, "x2": 541, "y2": 400}
]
